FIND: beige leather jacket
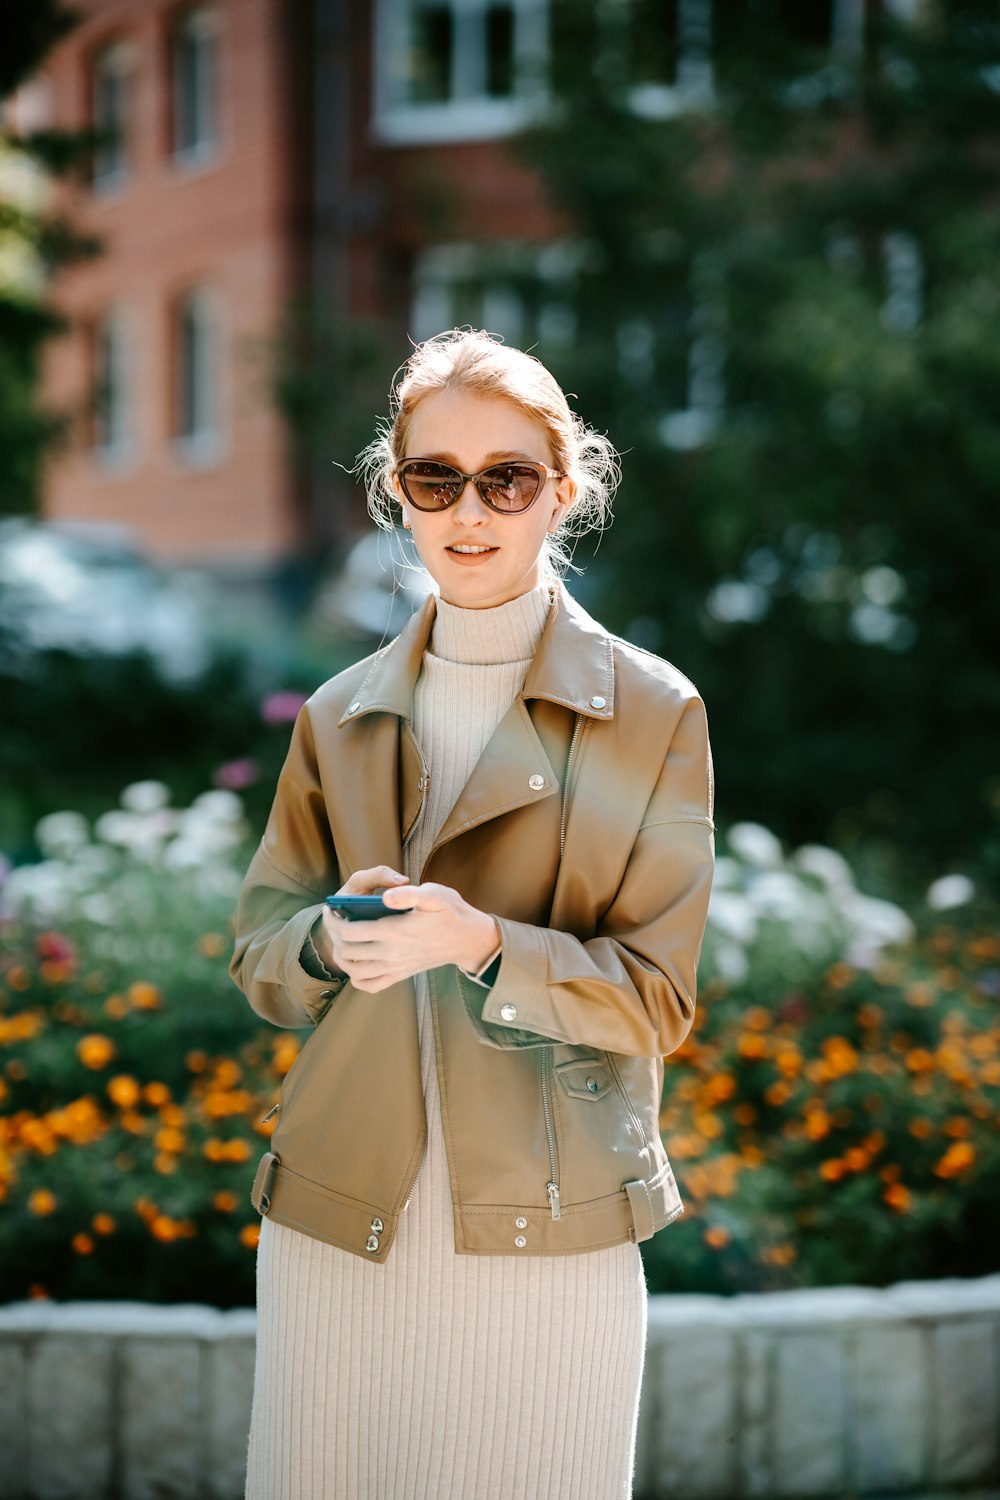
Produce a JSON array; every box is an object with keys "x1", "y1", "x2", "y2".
[{"x1": 230, "y1": 584, "x2": 715, "y2": 1262}]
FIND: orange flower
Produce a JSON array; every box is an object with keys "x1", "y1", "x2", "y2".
[
  {"x1": 154, "y1": 1127, "x2": 186, "y2": 1154},
  {"x1": 741, "y1": 1144, "x2": 764, "y2": 1167},
  {"x1": 143, "y1": 1082, "x2": 171, "y2": 1107},
  {"x1": 732, "y1": 1102, "x2": 757, "y2": 1126},
  {"x1": 905, "y1": 983, "x2": 933, "y2": 1008},
  {"x1": 743, "y1": 1006, "x2": 771, "y2": 1032},
  {"x1": 77, "y1": 1035, "x2": 116, "y2": 1070},
  {"x1": 72, "y1": 1232, "x2": 95, "y2": 1255},
  {"x1": 107, "y1": 1075, "x2": 141, "y2": 1109},
  {"x1": 159, "y1": 1103, "x2": 187, "y2": 1128},
  {"x1": 761, "y1": 1243, "x2": 797, "y2": 1266},
  {"x1": 198, "y1": 933, "x2": 227, "y2": 958},
  {"x1": 943, "y1": 1116, "x2": 971, "y2": 1138},
  {"x1": 775, "y1": 1047, "x2": 802, "y2": 1079},
  {"x1": 843, "y1": 1146, "x2": 870, "y2": 1172},
  {"x1": 154, "y1": 1154, "x2": 178, "y2": 1175},
  {"x1": 185, "y1": 1050, "x2": 208, "y2": 1073},
  {"x1": 737, "y1": 1033, "x2": 769, "y2": 1060},
  {"x1": 103, "y1": 994, "x2": 129, "y2": 1019},
  {"x1": 128, "y1": 982, "x2": 161, "y2": 1010},
  {"x1": 272, "y1": 1037, "x2": 301, "y2": 1077},
  {"x1": 28, "y1": 1187, "x2": 58, "y2": 1216},
  {"x1": 150, "y1": 1214, "x2": 181, "y2": 1242},
  {"x1": 880, "y1": 1163, "x2": 902, "y2": 1183},
  {"x1": 819, "y1": 1159, "x2": 846, "y2": 1182},
  {"x1": 821, "y1": 1037, "x2": 859, "y2": 1077},
  {"x1": 7, "y1": 966, "x2": 30, "y2": 991},
  {"x1": 704, "y1": 1225, "x2": 730, "y2": 1249},
  {"x1": 825, "y1": 963, "x2": 855, "y2": 990},
  {"x1": 692, "y1": 1110, "x2": 724, "y2": 1140},
  {"x1": 240, "y1": 1224, "x2": 260, "y2": 1249},
  {"x1": 120, "y1": 1111, "x2": 147, "y2": 1134},
  {"x1": 883, "y1": 1182, "x2": 912, "y2": 1213},
  {"x1": 857, "y1": 1004, "x2": 883, "y2": 1029},
  {"x1": 213, "y1": 1190, "x2": 238, "y2": 1213},
  {"x1": 905, "y1": 1048, "x2": 934, "y2": 1073},
  {"x1": 92, "y1": 1213, "x2": 116, "y2": 1236},
  {"x1": 804, "y1": 1111, "x2": 831, "y2": 1142},
  {"x1": 934, "y1": 1141, "x2": 976, "y2": 1178},
  {"x1": 213, "y1": 1059, "x2": 243, "y2": 1088},
  {"x1": 765, "y1": 1080, "x2": 793, "y2": 1107},
  {"x1": 969, "y1": 935, "x2": 1000, "y2": 960},
  {"x1": 134, "y1": 1196, "x2": 158, "y2": 1222},
  {"x1": 27, "y1": 1284, "x2": 50, "y2": 1299}
]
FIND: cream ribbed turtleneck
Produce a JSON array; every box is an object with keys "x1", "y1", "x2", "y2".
[{"x1": 405, "y1": 582, "x2": 553, "y2": 884}]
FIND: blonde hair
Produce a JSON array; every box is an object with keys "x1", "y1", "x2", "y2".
[{"x1": 355, "y1": 328, "x2": 619, "y2": 576}]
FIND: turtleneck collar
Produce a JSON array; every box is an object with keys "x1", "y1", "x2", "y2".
[{"x1": 429, "y1": 581, "x2": 554, "y2": 666}]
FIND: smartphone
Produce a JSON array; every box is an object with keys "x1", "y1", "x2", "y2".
[{"x1": 324, "y1": 894, "x2": 401, "y2": 921}]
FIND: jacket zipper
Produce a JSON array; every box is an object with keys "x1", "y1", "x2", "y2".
[
  {"x1": 560, "y1": 717, "x2": 585, "y2": 857},
  {"x1": 402, "y1": 772, "x2": 431, "y2": 852},
  {"x1": 540, "y1": 1048, "x2": 562, "y2": 1219}
]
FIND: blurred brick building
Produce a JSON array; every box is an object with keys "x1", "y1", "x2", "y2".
[{"x1": 30, "y1": 0, "x2": 913, "y2": 575}]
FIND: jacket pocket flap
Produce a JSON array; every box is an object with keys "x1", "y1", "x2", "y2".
[{"x1": 555, "y1": 1059, "x2": 613, "y2": 1100}]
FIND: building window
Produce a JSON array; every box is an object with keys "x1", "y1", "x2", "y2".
[
  {"x1": 410, "y1": 240, "x2": 585, "y2": 349},
  {"x1": 91, "y1": 308, "x2": 132, "y2": 464},
  {"x1": 374, "y1": 0, "x2": 548, "y2": 143},
  {"x1": 174, "y1": 287, "x2": 221, "y2": 463},
  {"x1": 172, "y1": 7, "x2": 219, "y2": 164},
  {"x1": 91, "y1": 42, "x2": 132, "y2": 191}
]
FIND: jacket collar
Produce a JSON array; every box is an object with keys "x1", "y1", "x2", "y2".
[{"x1": 336, "y1": 581, "x2": 616, "y2": 728}]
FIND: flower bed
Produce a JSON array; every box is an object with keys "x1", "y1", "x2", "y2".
[{"x1": 0, "y1": 794, "x2": 994, "y2": 1302}]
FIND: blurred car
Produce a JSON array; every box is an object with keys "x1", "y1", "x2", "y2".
[
  {"x1": 310, "y1": 529, "x2": 435, "y2": 643},
  {"x1": 0, "y1": 518, "x2": 214, "y2": 682}
]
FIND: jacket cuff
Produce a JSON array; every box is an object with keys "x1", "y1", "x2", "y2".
[
  {"x1": 461, "y1": 917, "x2": 553, "y2": 1049},
  {"x1": 458, "y1": 941, "x2": 502, "y2": 988},
  {"x1": 282, "y1": 905, "x2": 347, "y2": 1022},
  {"x1": 299, "y1": 919, "x2": 344, "y2": 983}
]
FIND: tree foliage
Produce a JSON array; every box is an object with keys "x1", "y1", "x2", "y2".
[
  {"x1": 1, "y1": 1, "x2": 101, "y2": 517},
  {"x1": 519, "y1": 0, "x2": 1000, "y2": 882}
]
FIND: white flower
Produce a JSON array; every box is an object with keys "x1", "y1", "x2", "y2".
[
  {"x1": 707, "y1": 889, "x2": 759, "y2": 944},
  {"x1": 745, "y1": 870, "x2": 809, "y2": 921},
  {"x1": 713, "y1": 940, "x2": 750, "y2": 984},
  {"x1": 190, "y1": 789, "x2": 244, "y2": 822},
  {"x1": 710, "y1": 856, "x2": 743, "y2": 890},
  {"x1": 843, "y1": 894, "x2": 915, "y2": 967},
  {"x1": 791, "y1": 844, "x2": 855, "y2": 892},
  {"x1": 120, "y1": 781, "x2": 171, "y2": 813},
  {"x1": 34, "y1": 811, "x2": 90, "y2": 859},
  {"x1": 926, "y1": 874, "x2": 975, "y2": 911},
  {"x1": 94, "y1": 810, "x2": 139, "y2": 847},
  {"x1": 727, "y1": 822, "x2": 784, "y2": 868}
]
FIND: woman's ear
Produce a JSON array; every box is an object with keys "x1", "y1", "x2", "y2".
[
  {"x1": 392, "y1": 473, "x2": 411, "y2": 530},
  {"x1": 547, "y1": 475, "x2": 577, "y2": 534}
]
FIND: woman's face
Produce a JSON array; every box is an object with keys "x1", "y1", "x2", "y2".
[{"x1": 394, "y1": 386, "x2": 574, "y2": 610}]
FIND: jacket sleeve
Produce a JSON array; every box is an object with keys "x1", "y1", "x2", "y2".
[
  {"x1": 462, "y1": 694, "x2": 715, "y2": 1059},
  {"x1": 228, "y1": 705, "x2": 345, "y2": 1029}
]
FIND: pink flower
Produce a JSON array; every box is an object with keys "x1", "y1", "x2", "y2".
[
  {"x1": 261, "y1": 691, "x2": 308, "y2": 726},
  {"x1": 214, "y1": 758, "x2": 259, "y2": 790},
  {"x1": 36, "y1": 930, "x2": 76, "y2": 963}
]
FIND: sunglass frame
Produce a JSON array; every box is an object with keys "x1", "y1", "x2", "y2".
[{"x1": 396, "y1": 458, "x2": 563, "y2": 515}]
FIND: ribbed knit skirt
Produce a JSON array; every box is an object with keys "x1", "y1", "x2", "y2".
[{"x1": 244, "y1": 1002, "x2": 648, "y2": 1500}]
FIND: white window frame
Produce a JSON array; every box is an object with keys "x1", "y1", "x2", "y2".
[
  {"x1": 174, "y1": 285, "x2": 224, "y2": 467},
  {"x1": 373, "y1": 0, "x2": 549, "y2": 145},
  {"x1": 172, "y1": 6, "x2": 220, "y2": 168},
  {"x1": 409, "y1": 239, "x2": 589, "y2": 346},
  {"x1": 92, "y1": 306, "x2": 134, "y2": 468},
  {"x1": 92, "y1": 42, "x2": 134, "y2": 194}
]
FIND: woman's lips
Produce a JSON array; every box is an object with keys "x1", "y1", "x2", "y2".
[{"x1": 445, "y1": 545, "x2": 498, "y2": 565}]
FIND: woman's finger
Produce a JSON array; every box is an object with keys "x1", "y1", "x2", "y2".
[{"x1": 339, "y1": 866, "x2": 408, "y2": 895}]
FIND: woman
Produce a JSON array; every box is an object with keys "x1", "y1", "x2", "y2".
[{"x1": 231, "y1": 329, "x2": 715, "y2": 1500}]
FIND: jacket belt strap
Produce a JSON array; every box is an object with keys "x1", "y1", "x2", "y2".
[
  {"x1": 624, "y1": 1178, "x2": 656, "y2": 1242},
  {"x1": 251, "y1": 1151, "x2": 280, "y2": 1215}
]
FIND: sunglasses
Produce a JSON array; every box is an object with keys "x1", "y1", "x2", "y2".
[{"x1": 396, "y1": 458, "x2": 563, "y2": 515}]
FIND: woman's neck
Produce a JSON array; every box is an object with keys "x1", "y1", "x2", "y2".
[{"x1": 429, "y1": 581, "x2": 554, "y2": 665}]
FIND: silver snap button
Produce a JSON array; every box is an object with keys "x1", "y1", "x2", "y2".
[
  {"x1": 528, "y1": 774, "x2": 545, "y2": 791},
  {"x1": 514, "y1": 1235, "x2": 527, "y2": 1248},
  {"x1": 499, "y1": 1003, "x2": 518, "y2": 1022},
  {"x1": 365, "y1": 1234, "x2": 380, "y2": 1252},
  {"x1": 370, "y1": 1217, "x2": 383, "y2": 1234},
  {"x1": 515, "y1": 1216, "x2": 528, "y2": 1229},
  {"x1": 590, "y1": 695, "x2": 607, "y2": 709},
  {"x1": 347, "y1": 701, "x2": 361, "y2": 715},
  {"x1": 587, "y1": 1076, "x2": 600, "y2": 1093}
]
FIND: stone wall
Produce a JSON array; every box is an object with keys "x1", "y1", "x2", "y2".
[{"x1": 1, "y1": 1275, "x2": 999, "y2": 1499}]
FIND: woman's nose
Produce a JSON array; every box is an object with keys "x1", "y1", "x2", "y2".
[{"x1": 452, "y1": 477, "x2": 488, "y2": 521}]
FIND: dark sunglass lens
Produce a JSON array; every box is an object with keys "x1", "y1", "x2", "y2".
[
  {"x1": 402, "y1": 461, "x2": 462, "y2": 509},
  {"x1": 480, "y1": 464, "x2": 540, "y2": 511}
]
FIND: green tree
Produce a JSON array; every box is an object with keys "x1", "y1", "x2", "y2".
[
  {"x1": 519, "y1": 0, "x2": 1000, "y2": 884},
  {"x1": 1, "y1": 0, "x2": 100, "y2": 517}
]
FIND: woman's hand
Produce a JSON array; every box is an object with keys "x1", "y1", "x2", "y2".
[
  {"x1": 312, "y1": 865, "x2": 409, "y2": 979},
  {"x1": 328, "y1": 879, "x2": 500, "y2": 994}
]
